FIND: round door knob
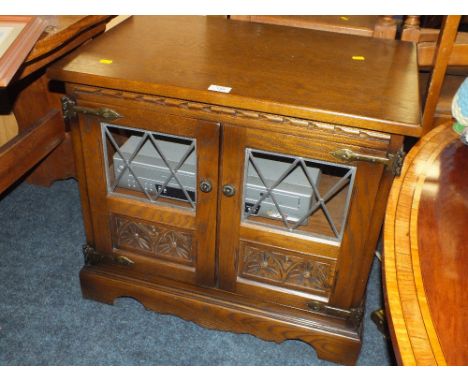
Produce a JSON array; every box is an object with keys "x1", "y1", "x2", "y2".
[
  {"x1": 199, "y1": 179, "x2": 212, "y2": 193},
  {"x1": 222, "y1": 184, "x2": 236, "y2": 197}
]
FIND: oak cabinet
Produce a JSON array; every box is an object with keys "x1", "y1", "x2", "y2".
[{"x1": 49, "y1": 16, "x2": 421, "y2": 365}]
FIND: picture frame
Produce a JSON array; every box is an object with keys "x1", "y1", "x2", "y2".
[{"x1": 0, "y1": 16, "x2": 48, "y2": 87}]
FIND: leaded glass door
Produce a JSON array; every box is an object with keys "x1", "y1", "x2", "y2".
[
  {"x1": 76, "y1": 99, "x2": 220, "y2": 287},
  {"x1": 217, "y1": 124, "x2": 384, "y2": 309}
]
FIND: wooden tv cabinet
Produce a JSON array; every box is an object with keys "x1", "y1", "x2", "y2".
[{"x1": 48, "y1": 16, "x2": 421, "y2": 365}]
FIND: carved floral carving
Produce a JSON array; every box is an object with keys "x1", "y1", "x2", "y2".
[
  {"x1": 156, "y1": 230, "x2": 193, "y2": 261},
  {"x1": 112, "y1": 215, "x2": 194, "y2": 265},
  {"x1": 240, "y1": 245, "x2": 334, "y2": 293}
]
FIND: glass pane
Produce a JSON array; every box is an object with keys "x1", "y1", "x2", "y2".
[
  {"x1": 102, "y1": 123, "x2": 197, "y2": 210},
  {"x1": 242, "y1": 149, "x2": 355, "y2": 242}
]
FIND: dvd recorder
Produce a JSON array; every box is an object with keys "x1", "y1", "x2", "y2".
[{"x1": 113, "y1": 135, "x2": 320, "y2": 223}]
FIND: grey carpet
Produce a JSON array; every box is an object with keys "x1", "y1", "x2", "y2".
[{"x1": 0, "y1": 179, "x2": 395, "y2": 365}]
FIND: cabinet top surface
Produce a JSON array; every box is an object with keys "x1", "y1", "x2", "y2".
[{"x1": 49, "y1": 16, "x2": 422, "y2": 136}]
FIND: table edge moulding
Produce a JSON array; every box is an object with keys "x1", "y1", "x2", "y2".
[{"x1": 383, "y1": 123, "x2": 467, "y2": 366}]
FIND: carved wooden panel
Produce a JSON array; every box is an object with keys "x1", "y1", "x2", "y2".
[
  {"x1": 239, "y1": 243, "x2": 335, "y2": 294},
  {"x1": 111, "y1": 214, "x2": 195, "y2": 265},
  {"x1": 72, "y1": 86, "x2": 392, "y2": 142}
]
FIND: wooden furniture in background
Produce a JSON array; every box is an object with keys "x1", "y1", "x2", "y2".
[
  {"x1": 420, "y1": 16, "x2": 462, "y2": 134},
  {"x1": 0, "y1": 16, "x2": 113, "y2": 194},
  {"x1": 0, "y1": 16, "x2": 47, "y2": 86},
  {"x1": 384, "y1": 123, "x2": 468, "y2": 365},
  {"x1": 19, "y1": 16, "x2": 114, "y2": 81},
  {"x1": 0, "y1": 110, "x2": 63, "y2": 194},
  {"x1": 402, "y1": 16, "x2": 467, "y2": 134},
  {"x1": 49, "y1": 16, "x2": 421, "y2": 365},
  {"x1": 229, "y1": 16, "x2": 398, "y2": 39},
  {"x1": 0, "y1": 113, "x2": 18, "y2": 146},
  {"x1": 402, "y1": 15, "x2": 468, "y2": 67},
  {"x1": 0, "y1": 16, "x2": 46, "y2": 149}
]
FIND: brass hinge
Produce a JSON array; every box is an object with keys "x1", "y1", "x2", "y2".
[
  {"x1": 82, "y1": 244, "x2": 134, "y2": 267},
  {"x1": 114, "y1": 255, "x2": 135, "y2": 266},
  {"x1": 307, "y1": 300, "x2": 364, "y2": 328},
  {"x1": 331, "y1": 148, "x2": 405, "y2": 176},
  {"x1": 82, "y1": 244, "x2": 104, "y2": 265},
  {"x1": 61, "y1": 96, "x2": 122, "y2": 121},
  {"x1": 371, "y1": 308, "x2": 389, "y2": 339}
]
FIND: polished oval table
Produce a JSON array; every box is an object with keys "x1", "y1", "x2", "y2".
[{"x1": 384, "y1": 123, "x2": 468, "y2": 365}]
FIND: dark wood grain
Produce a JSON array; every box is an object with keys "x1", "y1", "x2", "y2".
[{"x1": 48, "y1": 16, "x2": 421, "y2": 136}]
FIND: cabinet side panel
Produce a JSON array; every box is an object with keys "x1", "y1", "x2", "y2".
[
  {"x1": 69, "y1": 115, "x2": 95, "y2": 245},
  {"x1": 78, "y1": 115, "x2": 113, "y2": 254},
  {"x1": 347, "y1": 134, "x2": 404, "y2": 307},
  {"x1": 329, "y1": 160, "x2": 386, "y2": 308}
]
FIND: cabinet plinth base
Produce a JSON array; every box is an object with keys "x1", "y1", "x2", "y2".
[{"x1": 79, "y1": 266, "x2": 362, "y2": 365}]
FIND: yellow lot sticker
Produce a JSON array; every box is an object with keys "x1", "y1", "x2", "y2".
[
  {"x1": 352, "y1": 56, "x2": 365, "y2": 61},
  {"x1": 340, "y1": 16, "x2": 349, "y2": 21},
  {"x1": 99, "y1": 59, "x2": 113, "y2": 64}
]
